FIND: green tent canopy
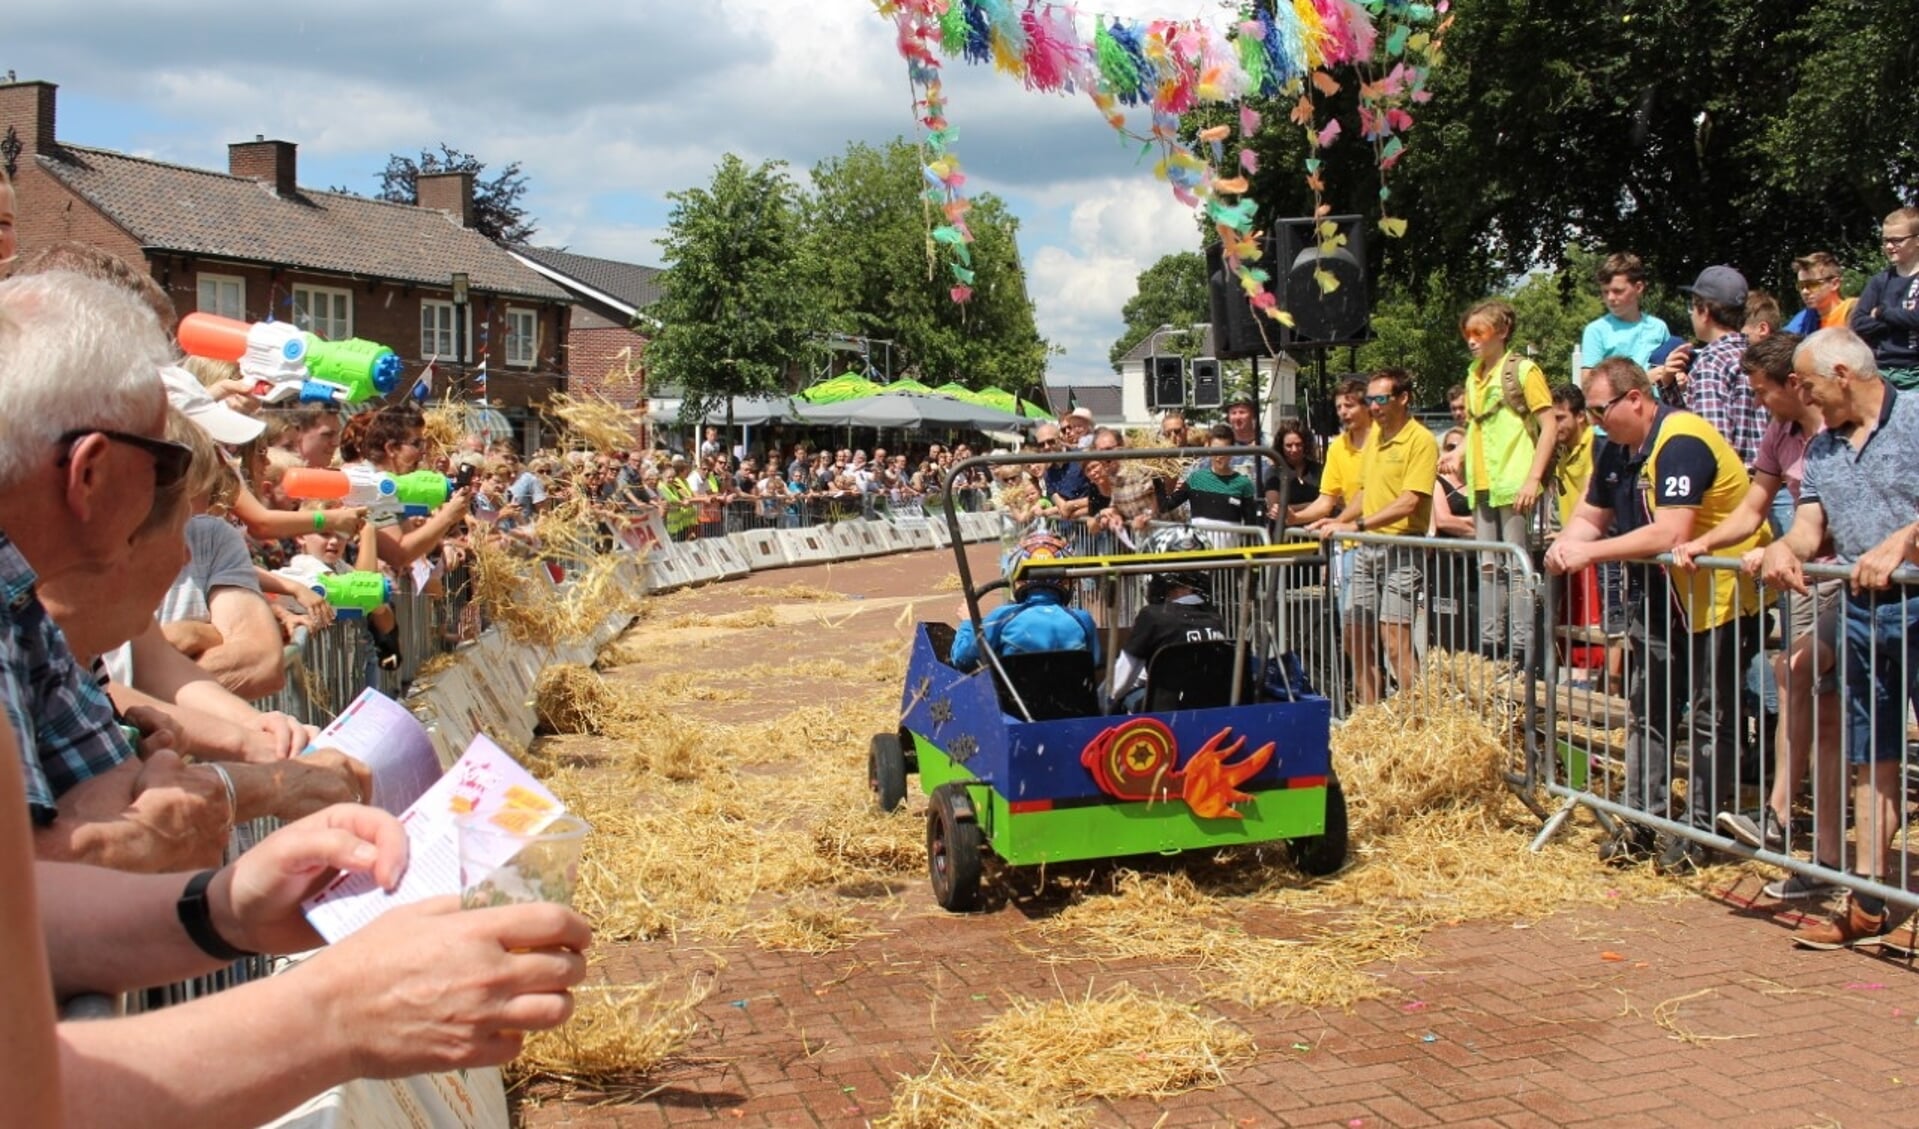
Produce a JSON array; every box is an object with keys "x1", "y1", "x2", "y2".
[
  {"x1": 933, "y1": 382, "x2": 987, "y2": 405},
  {"x1": 885, "y1": 377, "x2": 936, "y2": 395},
  {"x1": 800, "y1": 372, "x2": 886, "y2": 404}
]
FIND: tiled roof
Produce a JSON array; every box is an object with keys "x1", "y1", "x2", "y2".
[
  {"x1": 1043, "y1": 383, "x2": 1123, "y2": 421},
  {"x1": 39, "y1": 145, "x2": 569, "y2": 302},
  {"x1": 512, "y1": 246, "x2": 663, "y2": 315}
]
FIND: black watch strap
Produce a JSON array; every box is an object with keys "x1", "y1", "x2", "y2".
[{"x1": 176, "y1": 869, "x2": 256, "y2": 961}]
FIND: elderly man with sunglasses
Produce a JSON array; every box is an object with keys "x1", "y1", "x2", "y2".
[
  {"x1": 1546, "y1": 358, "x2": 1768, "y2": 872},
  {"x1": 0, "y1": 272, "x2": 364, "y2": 872}
]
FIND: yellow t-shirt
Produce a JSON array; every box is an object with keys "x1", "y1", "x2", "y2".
[
  {"x1": 1641, "y1": 412, "x2": 1770, "y2": 632},
  {"x1": 1356, "y1": 419, "x2": 1438, "y2": 535},
  {"x1": 1318, "y1": 427, "x2": 1368, "y2": 503},
  {"x1": 1464, "y1": 351, "x2": 1553, "y2": 508},
  {"x1": 1554, "y1": 425, "x2": 1595, "y2": 528}
]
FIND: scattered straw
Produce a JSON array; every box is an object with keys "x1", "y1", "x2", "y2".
[
  {"x1": 881, "y1": 985, "x2": 1252, "y2": 1127},
  {"x1": 508, "y1": 975, "x2": 713, "y2": 1100},
  {"x1": 544, "y1": 393, "x2": 647, "y2": 453},
  {"x1": 1651, "y1": 988, "x2": 1760, "y2": 1046},
  {"x1": 749, "y1": 901, "x2": 881, "y2": 953}
]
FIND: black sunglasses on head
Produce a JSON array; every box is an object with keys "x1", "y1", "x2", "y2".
[{"x1": 57, "y1": 429, "x2": 192, "y2": 490}]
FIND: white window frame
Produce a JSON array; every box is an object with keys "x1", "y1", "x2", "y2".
[
  {"x1": 197, "y1": 273, "x2": 247, "y2": 320},
  {"x1": 419, "y1": 299, "x2": 472, "y2": 362},
  {"x1": 292, "y1": 284, "x2": 353, "y2": 340},
  {"x1": 504, "y1": 306, "x2": 538, "y2": 369}
]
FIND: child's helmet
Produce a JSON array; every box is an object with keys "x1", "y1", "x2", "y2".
[{"x1": 1008, "y1": 530, "x2": 1072, "y2": 601}]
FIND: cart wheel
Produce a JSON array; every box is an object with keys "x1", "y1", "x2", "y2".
[
  {"x1": 869, "y1": 732, "x2": 908, "y2": 814},
  {"x1": 1288, "y1": 771, "x2": 1348, "y2": 877},
  {"x1": 927, "y1": 784, "x2": 983, "y2": 912}
]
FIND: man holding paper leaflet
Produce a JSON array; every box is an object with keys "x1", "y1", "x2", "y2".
[{"x1": 0, "y1": 715, "x2": 592, "y2": 1127}]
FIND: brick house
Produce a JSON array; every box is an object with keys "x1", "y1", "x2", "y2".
[
  {"x1": 0, "y1": 78, "x2": 573, "y2": 449},
  {"x1": 510, "y1": 245, "x2": 661, "y2": 415}
]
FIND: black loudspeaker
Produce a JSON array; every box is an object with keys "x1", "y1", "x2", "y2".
[
  {"x1": 1190, "y1": 358, "x2": 1221, "y2": 408},
  {"x1": 1207, "y1": 240, "x2": 1272, "y2": 360},
  {"x1": 1270, "y1": 215, "x2": 1371, "y2": 347},
  {"x1": 1148, "y1": 356, "x2": 1185, "y2": 409}
]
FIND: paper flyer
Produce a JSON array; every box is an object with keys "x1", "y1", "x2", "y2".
[
  {"x1": 306, "y1": 687, "x2": 442, "y2": 816},
  {"x1": 302, "y1": 734, "x2": 565, "y2": 943}
]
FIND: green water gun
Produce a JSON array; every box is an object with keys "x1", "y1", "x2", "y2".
[{"x1": 311, "y1": 571, "x2": 392, "y2": 617}]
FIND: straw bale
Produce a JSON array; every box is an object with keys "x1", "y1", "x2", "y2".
[
  {"x1": 507, "y1": 975, "x2": 712, "y2": 1099},
  {"x1": 535, "y1": 663, "x2": 615, "y2": 735}
]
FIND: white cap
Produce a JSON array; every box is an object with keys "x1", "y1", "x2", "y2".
[{"x1": 159, "y1": 365, "x2": 265, "y2": 445}]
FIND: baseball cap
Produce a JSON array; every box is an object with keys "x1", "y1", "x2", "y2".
[
  {"x1": 1648, "y1": 336, "x2": 1689, "y2": 367},
  {"x1": 159, "y1": 364, "x2": 265, "y2": 445},
  {"x1": 1681, "y1": 265, "x2": 1748, "y2": 308}
]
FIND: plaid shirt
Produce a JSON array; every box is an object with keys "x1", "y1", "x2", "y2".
[
  {"x1": 0, "y1": 530, "x2": 134, "y2": 823},
  {"x1": 1685, "y1": 333, "x2": 1764, "y2": 469}
]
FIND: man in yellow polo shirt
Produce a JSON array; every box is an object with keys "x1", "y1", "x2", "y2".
[
  {"x1": 1311, "y1": 369, "x2": 1438, "y2": 704},
  {"x1": 1287, "y1": 377, "x2": 1373, "y2": 620},
  {"x1": 1545, "y1": 358, "x2": 1767, "y2": 872}
]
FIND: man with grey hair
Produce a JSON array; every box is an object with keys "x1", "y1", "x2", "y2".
[
  {"x1": 1761, "y1": 326, "x2": 1919, "y2": 950},
  {"x1": 0, "y1": 272, "x2": 361, "y2": 871}
]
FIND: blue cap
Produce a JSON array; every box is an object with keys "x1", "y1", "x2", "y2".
[{"x1": 1649, "y1": 336, "x2": 1688, "y2": 367}]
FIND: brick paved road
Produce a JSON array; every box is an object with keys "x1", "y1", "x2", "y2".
[{"x1": 519, "y1": 547, "x2": 1919, "y2": 1129}]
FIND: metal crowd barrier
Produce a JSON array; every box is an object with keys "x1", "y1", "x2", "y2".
[
  {"x1": 672, "y1": 488, "x2": 994, "y2": 541},
  {"x1": 1539, "y1": 555, "x2": 1919, "y2": 911}
]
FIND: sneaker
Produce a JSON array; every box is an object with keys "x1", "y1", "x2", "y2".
[
  {"x1": 1762, "y1": 867, "x2": 1839, "y2": 902},
  {"x1": 1879, "y1": 918, "x2": 1919, "y2": 957},
  {"x1": 1791, "y1": 897, "x2": 1888, "y2": 950},
  {"x1": 1716, "y1": 807, "x2": 1786, "y2": 852},
  {"x1": 1598, "y1": 826, "x2": 1656, "y2": 867},
  {"x1": 1654, "y1": 835, "x2": 1714, "y2": 875}
]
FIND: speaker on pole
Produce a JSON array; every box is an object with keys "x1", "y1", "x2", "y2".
[
  {"x1": 1271, "y1": 215, "x2": 1372, "y2": 347},
  {"x1": 1147, "y1": 356, "x2": 1185, "y2": 409},
  {"x1": 1207, "y1": 239, "x2": 1271, "y2": 361},
  {"x1": 1190, "y1": 358, "x2": 1222, "y2": 408}
]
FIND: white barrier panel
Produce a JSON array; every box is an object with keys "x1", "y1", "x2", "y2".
[
  {"x1": 261, "y1": 1022, "x2": 508, "y2": 1129},
  {"x1": 928, "y1": 520, "x2": 952, "y2": 548},
  {"x1": 775, "y1": 526, "x2": 836, "y2": 564},
  {"x1": 958, "y1": 512, "x2": 994, "y2": 542},
  {"x1": 853, "y1": 520, "x2": 889, "y2": 557},
  {"x1": 703, "y1": 536, "x2": 754, "y2": 578},
  {"x1": 876, "y1": 520, "x2": 912, "y2": 553},
  {"x1": 675, "y1": 540, "x2": 725, "y2": 584},
  {"x1": 731, "y1": 529, "x2": 791, "y2": 571},
  {"x1": 644, "y1": 542, "x2": 699, "y2": 592},
  {"x1": 826, "y1": 522, "x2": 866, "y2": 559}
]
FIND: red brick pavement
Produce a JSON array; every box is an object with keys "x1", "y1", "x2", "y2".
[{"x1": 518, "y1": 546, "x2": 1919, "y2": 1129}]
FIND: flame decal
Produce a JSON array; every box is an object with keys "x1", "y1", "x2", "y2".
[{"x1": 1078, "y1": 722, "x2": 1274, "y2": 820}]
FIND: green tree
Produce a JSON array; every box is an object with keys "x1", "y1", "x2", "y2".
[
  {"x1": 805, "y1": 140, "x2": 1049, "y2": 393},
  {"x1": 1108, "y1": 252, "x2": 1210, "y2": 368},
  {"x1": 646, "y1": 155, "x2": 823, "y2": 424},
  {"x1": 368, "y1": 144, "x2": 538, "y2": 244}
]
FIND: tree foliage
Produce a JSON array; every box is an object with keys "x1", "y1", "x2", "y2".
[
  {"x1": 373, "y1": 144, "x2": 537, "y2": 245},
  {"x1": 1108, "y1": 252, "x2": 1209, "y2": 368},
  {"x1": 805, "y1": 140, "x2": 1049, "y2": 392},
  {"x1": 645, "y1": 156, "x2": 823, "y2": 423}
]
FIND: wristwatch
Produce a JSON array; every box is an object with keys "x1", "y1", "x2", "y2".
[
  {"x1": 1355, "y1": 515, "x2": 1367, "y2": 532},
  {"x1": 176, "y1": 869, "x2": 256, "y2": 961}
]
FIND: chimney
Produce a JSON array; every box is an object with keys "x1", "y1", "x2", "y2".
[
  {"x1": 417, "y1": 171, "x2": 475, "y2": 228},
  {"x1": 0, "y1": 80, "x2": 59, "y2": 162},
  {"x1": 228, "y1": 136, "x2": 297, "y2": 197}
]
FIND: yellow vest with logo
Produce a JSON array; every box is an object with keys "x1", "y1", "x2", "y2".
[{"x1": 1641, "y1": 413, "x2": 1769, "y2": 632}]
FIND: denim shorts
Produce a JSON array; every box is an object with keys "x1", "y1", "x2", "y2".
[{"x1": 1841, "y1": 590, "x2": 1919, "y2": 764}]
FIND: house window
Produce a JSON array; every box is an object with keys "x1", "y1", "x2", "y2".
[
  {"x1": 505, "y1": 307, "x2": 538, "y2": 368},
  {"x1": 292, "y1": 284, "x2": 352, "y2": 340},
  {"x1": 420, "y1": 300, "x2": 470, "y2": 361},
  {"x1": 197, "y1": 273, "x2": 246, "y2": 320}
]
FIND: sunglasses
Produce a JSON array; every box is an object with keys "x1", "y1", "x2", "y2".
[
  {"x1": 1364, "y1": 393, "x2": 1397, "y2": 406},
  {"x1": 1587, "y1": 390, "x2": 1631, "y2": 423},
  {"x1": 57, "y1": 428, "x2": 192, "y2": 491},
  {"x1": 1796, "y1": 277, "x2": 1839, "y2": 292}
]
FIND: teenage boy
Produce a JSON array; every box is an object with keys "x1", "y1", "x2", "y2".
[{"x1": 1581, "y1": 252, "x2": 1671, "y2": 374}]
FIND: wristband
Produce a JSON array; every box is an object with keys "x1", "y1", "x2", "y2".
[
  {"x1": 313, "y1": 510, "x2": 327, "y2": 532},
  {"x1": 206, "y1": 762, "x2": 238, "y2": 830},
  {"x1": 176, "y1": 869, "x2": 256, "y2": 961},
  {"x1": 1355, "y1": 515, "x2": 1367, "y2": 532}
]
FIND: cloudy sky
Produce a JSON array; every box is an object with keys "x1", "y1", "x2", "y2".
[{"x1": 11, "y1": 0, "x2": 1212, "y2": 382}]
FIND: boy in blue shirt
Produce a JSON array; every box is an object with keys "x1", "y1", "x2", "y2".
[{"x1": 951, "y1": 531, "x2": 1099, "y2": 671}]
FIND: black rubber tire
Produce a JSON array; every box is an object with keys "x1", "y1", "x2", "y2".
[
  {"x1": 927, "y1": 784, "x2": 983, "y2": 912},
  {"x1": 1288, "y1": 771, "x2": 1349, "y2": 877},
  {"x1": 869, "y1": 733, "x2": 908, "y2": 814}
]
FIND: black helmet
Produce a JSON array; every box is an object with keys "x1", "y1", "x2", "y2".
[{"x1": 1140, "y1": 526, "x2": 1211, "y2": 601}]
